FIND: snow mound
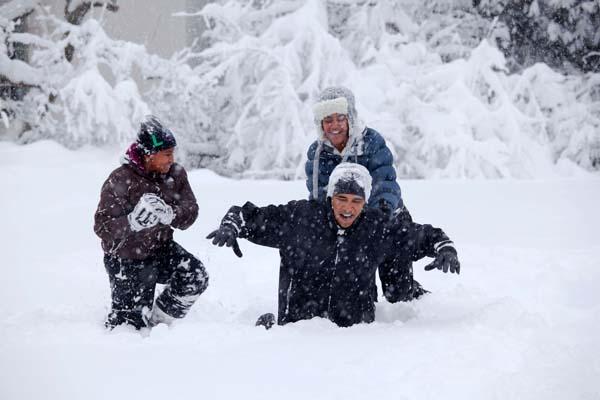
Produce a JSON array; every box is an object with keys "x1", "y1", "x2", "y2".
[{"x1": 1, "y1": 141, "x2": 598, "y2": 399}]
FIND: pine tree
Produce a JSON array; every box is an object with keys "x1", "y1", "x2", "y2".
[{"x1": 475, "y1": 0, "x2": 600, "y2": 72}]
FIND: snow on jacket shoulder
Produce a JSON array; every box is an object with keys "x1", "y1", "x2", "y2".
[
  {"x1": 305, "y1": 127, "x2": 402, "y2": 210},
  {"x1": 224, "y1": 200, "x2": 449, "y2": 327},
  {"x1": 94, "y1": 163, "x2": 198, "y2": 260}
]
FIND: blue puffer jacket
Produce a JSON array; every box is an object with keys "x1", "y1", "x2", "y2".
[{"x1": 305, "y1": 127, "x2": 403, "y2": 210}]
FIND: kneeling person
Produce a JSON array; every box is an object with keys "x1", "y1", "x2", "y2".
[
  {"x1": 208, "y1": 163, "x2": 459, "y2": 328},
  {"x1": 94, "y1": 116, "x2": 209, "y2": 329}
]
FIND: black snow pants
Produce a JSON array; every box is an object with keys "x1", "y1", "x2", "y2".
[
  {"x1": 103, "y1": 241, "x2": 209, "y2": 329},
  {"x1": 378, "y1": 206, "x2": 426, "y2": 302}
]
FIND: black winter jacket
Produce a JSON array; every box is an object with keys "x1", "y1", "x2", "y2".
[{"x1": 227, "y1": 199, "x2": 450, "y2": 327}]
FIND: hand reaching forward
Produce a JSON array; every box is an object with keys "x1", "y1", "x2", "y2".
[
  {"x1": 424, "y1": 246, "x2": 460, "y2": 274},
  {"x1": 206, "y1": 225, "x2": 243, "y2": 257}
]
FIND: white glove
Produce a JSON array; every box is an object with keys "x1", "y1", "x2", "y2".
[
  {"x1": 128, "y1": 194, "x2": 160, "y2": 232},
  {"x1": 141, "y1": 193, "x2": 175, "y2": 225}
]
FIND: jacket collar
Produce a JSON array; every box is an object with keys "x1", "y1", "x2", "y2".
[{"x1": 320, "y1": 125, "x2": 367, "y2": 158}]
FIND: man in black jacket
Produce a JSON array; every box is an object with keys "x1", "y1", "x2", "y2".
[{"x1": 208, "y1": 163, "x2": 459, "y2": 328}]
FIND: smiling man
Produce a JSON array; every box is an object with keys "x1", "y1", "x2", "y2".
[{"x1": 208, "y1": 163, "x2": 460, "y2": 328}]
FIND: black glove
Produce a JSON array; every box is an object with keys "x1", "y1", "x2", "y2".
[
  {"x1": 378, "y1": 199, "x2": 393, "y2": 219},
  {"x1": 206, "y1": 224, "x2": 243, "y2": 257},
  {"x1": 424, "y1": 247, "x2": 460, "y2": 274},
  {"x1": 255, "y1": 313, "x2": 276, "y2": 330}
]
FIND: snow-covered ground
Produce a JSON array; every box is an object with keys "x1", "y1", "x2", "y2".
[{"x1": 1, "y1": 140, "x2": 599, "y2": 400}]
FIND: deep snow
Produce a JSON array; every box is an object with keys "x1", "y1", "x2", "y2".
[{"x1": 1, "y1": 140, "x2": 599, "y2": 400}]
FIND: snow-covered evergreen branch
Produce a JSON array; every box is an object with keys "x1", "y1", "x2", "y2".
[{"x1": 1, "y1": 0, "x2": 598, "y2": 178}]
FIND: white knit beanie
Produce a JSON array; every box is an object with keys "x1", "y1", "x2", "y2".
[
  {"x1": 326, "y1": 162, "x2": 372, "y2": 200},
  {"x1": 312, "y1": 97, "x2": 349, "y2": 123}
]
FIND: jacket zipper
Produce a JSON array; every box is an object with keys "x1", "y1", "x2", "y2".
[
  {"x1": 327, "y1": 229, "x2": 345, "y2": 314},
  {"x1": 284, "y1": 278, "x2": 293, "y2": 317}
]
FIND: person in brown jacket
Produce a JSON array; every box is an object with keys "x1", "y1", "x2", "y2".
[{"x1": 94, "y1": 116, "x2": 208, "y2": 330}]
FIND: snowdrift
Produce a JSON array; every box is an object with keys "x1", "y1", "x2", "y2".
[{"x1": 1, "y1": 141, "x2": 598, "y2": 400}]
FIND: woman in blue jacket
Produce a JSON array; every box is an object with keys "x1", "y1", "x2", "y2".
[{"x1": 305, "y1": 86, "x2": 424, "y2": 302}]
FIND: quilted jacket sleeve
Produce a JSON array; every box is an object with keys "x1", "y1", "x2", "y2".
[
  {"x1": 364, "y1": 129, "x2": 402, "y2": 210},
  {"x1": 305, "y1": 141, "x2": 318, "y2": 200}
]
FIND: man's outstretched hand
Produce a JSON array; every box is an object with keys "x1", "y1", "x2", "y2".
[
  {"x1": 424, "y1": 247, "x2": 460, "y2": 274},
  {"x1": 207, "y1": 225, "x2": 243, "y2": 258}
]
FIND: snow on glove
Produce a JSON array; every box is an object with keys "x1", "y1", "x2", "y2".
[
  {"x1": 206, "y1": 225, "x2": 243, "y2": 257},
  {"x1": 141, "y1": 193, "x2": 175, "y2": 225},
  {"x1": 128, "y1": 194, "x2": 160, "y2": 232},
  {"x1": 424, "y1": 244, "x2": 460, "y2": 274},
  {"x1": 255, "y1": 313, "x2": 276, "y2": 330}
]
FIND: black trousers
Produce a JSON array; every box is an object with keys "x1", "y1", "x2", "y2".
[
  {"x1": 378, "y1": 206, "x2": 425, "y2": 303},
  {"x1": 103, "y1": 241, "x2": 208, "y2": 329}
]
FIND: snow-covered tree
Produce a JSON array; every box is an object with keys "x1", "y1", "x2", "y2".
[
  {"x1": 3, "y1": 13, "x2": 150, "y2": 145},
  {"x1": 0, "y1": 0, "x2": 37, "y2": 135},
  {"x1": 184, "y1": 0, "x2": 598, "y2": 177},
  {"x1": 0, "y1": 2, "x2": 178, "y2": 147},
  {"x1": 0, "y1": 1, "x2": 127, "y2": 140},
  {"x1": 475, "y1": 0, "x2": 600, "y2": 73},
  {"x1": 1, "y1": 0, "x2": 598, "y2": 177},
  {"x1": 175, "y1": 0, "x2": 352, "y2": 177}
]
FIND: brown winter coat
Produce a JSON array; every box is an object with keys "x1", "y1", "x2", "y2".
[{"x1": 94, "y1": 161, "x2": 198, "y2": 260}]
